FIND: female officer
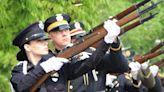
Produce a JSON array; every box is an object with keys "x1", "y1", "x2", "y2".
[{"x1": 10, "y1": 21, "x2": 68, "y2": 92}]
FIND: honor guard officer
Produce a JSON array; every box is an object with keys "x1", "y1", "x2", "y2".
[
  {"x1": 107, "y1": 61, "x2": 163, "y2": 92},
  {"x1": 61, "y1": 22, "x2": 128, "y2": 92},
  {"x1": 69, "y1": 21, "x2": 87, "y2": 43},
  {"x1": 105, "y1": 73, "x2": 141, "y2": 92},
  {"x1": 69, "y1": 22, "x2": 96, "y2": 92},
  {"x1": 137, "y1": 61, "x2": 163, "y2": 92},
  {"x1": 31, "y1": 13, "x2": 124, "y2": 92},
  {"x1": 10, "y1": 21, "x2": 68, "y2": 92},
  {"x1": 105, "y1": 62, "x2": 142, "y2": 92}
]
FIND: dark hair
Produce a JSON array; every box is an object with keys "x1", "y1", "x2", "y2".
[{"x1": 16, "y1": 47, "x2": 28, "y2": 61}]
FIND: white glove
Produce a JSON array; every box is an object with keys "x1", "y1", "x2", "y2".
[
  {"x1": 108, "y1": 16, "x2": 114, "y2": 20},
  {"x1": 106, "y1": 74, "x2": 117, "y2": 87},
  {"x1": 129, "y1": 62, "x2": 141, "y2": 80},
  {"x1": 103, "y1": 19, "x2": 120, "y2": 43},
  {"x1": 40, "y1": 56, "x2": 69, "y2": 73},
  {"x1": 149, "y1": 65, "x2": 159, "y2": 77},
  {"x1": 141, "y1": 60, "x2": 150, "y2": 70},
  {"x1": 79, "y1": 52, "x2": 92, "y2": 60}
]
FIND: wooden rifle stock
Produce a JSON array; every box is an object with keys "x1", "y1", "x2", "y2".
[
  {"x1": 134, "y1": 50, "x2": 164, "y2": 63},
  {"x1": 30, "y1": 72, "x2": 55, "y2": 92}
]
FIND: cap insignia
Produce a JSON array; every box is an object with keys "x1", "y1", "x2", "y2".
[
  {"x1": 74, "y1": 22, "x2": 81, "y2": 29},
  {"x1": 56, "y1": 14, "x2": 63, "y2": 21},
  {"x1": 38, "y1": 21, "x2": 44, "y2": 30}
]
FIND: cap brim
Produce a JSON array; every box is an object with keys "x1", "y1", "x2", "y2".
[
  {"x1": 50, "y1": 24, "x2": 70, "y2": 32},
  {"x1": 70, "y1": 30, "x2": 86, "y2": 37},
  {"x1": 37, "y1": 35, "x2": 49, "y2": 40}
]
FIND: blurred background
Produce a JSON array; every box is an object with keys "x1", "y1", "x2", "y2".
[{"x1": 0, "y1": 0, "x2": 163, "y2": 91}]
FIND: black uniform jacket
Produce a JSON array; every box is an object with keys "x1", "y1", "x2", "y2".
[
  {"x1": 69, "y1": 41, "x2": 129, "y2": 92},
  {"x1": 10, "y1": 41, "x2": 110, "y2": 92}
]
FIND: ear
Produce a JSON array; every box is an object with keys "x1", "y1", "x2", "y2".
[
  {"x1": 24, "y1": 44, "x2": 31, "y2": 52},
  {"x1": 48, "y1": 34, "x2": 51, "y2": 38},
  {"x1": 48, "y1": 33, "x2": 53, "y2": 39}
]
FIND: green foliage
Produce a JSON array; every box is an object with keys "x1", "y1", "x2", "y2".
[{"x1": 0, "y1": 0, "x2": 163, "y2": 91}]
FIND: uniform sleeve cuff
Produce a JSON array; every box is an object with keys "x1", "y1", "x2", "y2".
[
  {"x1": 143, "y1": 71, "x2": 152, "y2": 79},
  {"x1": 110, "y1": 38, "x2": 121, "y2": 51},
  {"x1": 132, "y1": 79, "x2": 141, "y2": 88}
]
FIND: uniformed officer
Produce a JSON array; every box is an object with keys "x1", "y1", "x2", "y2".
[
  {"x1": 44, "y1": 15, "x2": 129, "y2": 92},
  {"x1": 20, "y1": 13, "x2": 122, "y2": 92},
  {"x1": 69, "y1": 21, "x2": 86, "y2": 43},
  {"x1": 105, "y1": 73, "x2": 141, "y2": 92},
  {"x1": 128, "y1": 60, "x2": 164, "y2": 92},
  {"x1": 10, "y1": 21, "x2": 69, "y2": 92},
  {"x1": 138, "y1": 61, "x2": 163, "y2": 92},
  {"x1": 69, "y1": 22, "x2": 96, "y2": 92}
]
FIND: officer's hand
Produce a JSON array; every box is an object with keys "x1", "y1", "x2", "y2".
[
  {"x1": 79, "y1": 52, "x2": 92, "y2": 60},
  {"x1": 141, "y1": 60, "x2": 150, "y2": 70},
  {"x1": 103, "y1": 19, "x2": 120, "y2": 44},
  {"x1": 40, "y1": 56, "x2": 69, "y2": 73},
  {"x1": 108, "y1": 16, "x2": 114, "y2": 19},
  {"x1": 149, "y1": 65, "x2": 159, "y2": 77},
  {"x1": 106, "y1": 74, "x2": 117, "y2": 87},
  {"x1": 129, "y1": 62, "x2": 141, "y2": 80}
]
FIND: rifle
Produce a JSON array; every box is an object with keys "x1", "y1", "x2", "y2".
[
  {"x1": 152, "y1": 58, "x2": 164, "y2": 68},
  {"x1": 132, "y1": 40, "x2": 163, "y2": 64},
  {"x1": 112, "y1": 0, "x2": 151, "y2": 20},
  {"x1": 81, "y1": 0, "x2": 162, "y2": 48},
  {"x1": 30, "y1": 0, "x2": 162, "y2": 91},
  {"x1": 134, "y1": 50, "x2": 164, "y2": 63},
  {"x1": 119, "y1": 13, "x2": 158, "y2": 35},
  {"x1": 91, "y1": 12, "x2": 158, "y2": 48},
  {"x1": 145, "y1": 41, "x2": 164, "y2": 55}
]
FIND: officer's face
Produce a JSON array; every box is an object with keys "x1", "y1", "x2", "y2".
[
  {"x1": 25, "y1": 39, "x2": 49, "y2": 56},
  {"x1": 49, "y1": 29, "x2": 71, "y2": 50}
]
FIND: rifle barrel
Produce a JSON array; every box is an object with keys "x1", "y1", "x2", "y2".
[
  {"x1": 119, "y1": 12, "x2": 157, "y2": 36},
  {"x1": 152, "y1": 58, "x2": 164, "y2": 68},
  {"x1": 114, "y1": 0, "x2": 151, "y2": 20},
  {"x1": 134, "y1": 50, "x2": 164, "y2": 63},
  {"x1": 139, "y1": 0, "x2": 163, "y2": 15},
  {"x1": 145, "y1": 41, "x2": 164, "y2": 55},
  {"x1": 158, "y1": 62, "x2": 164, "y2": 68}
]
